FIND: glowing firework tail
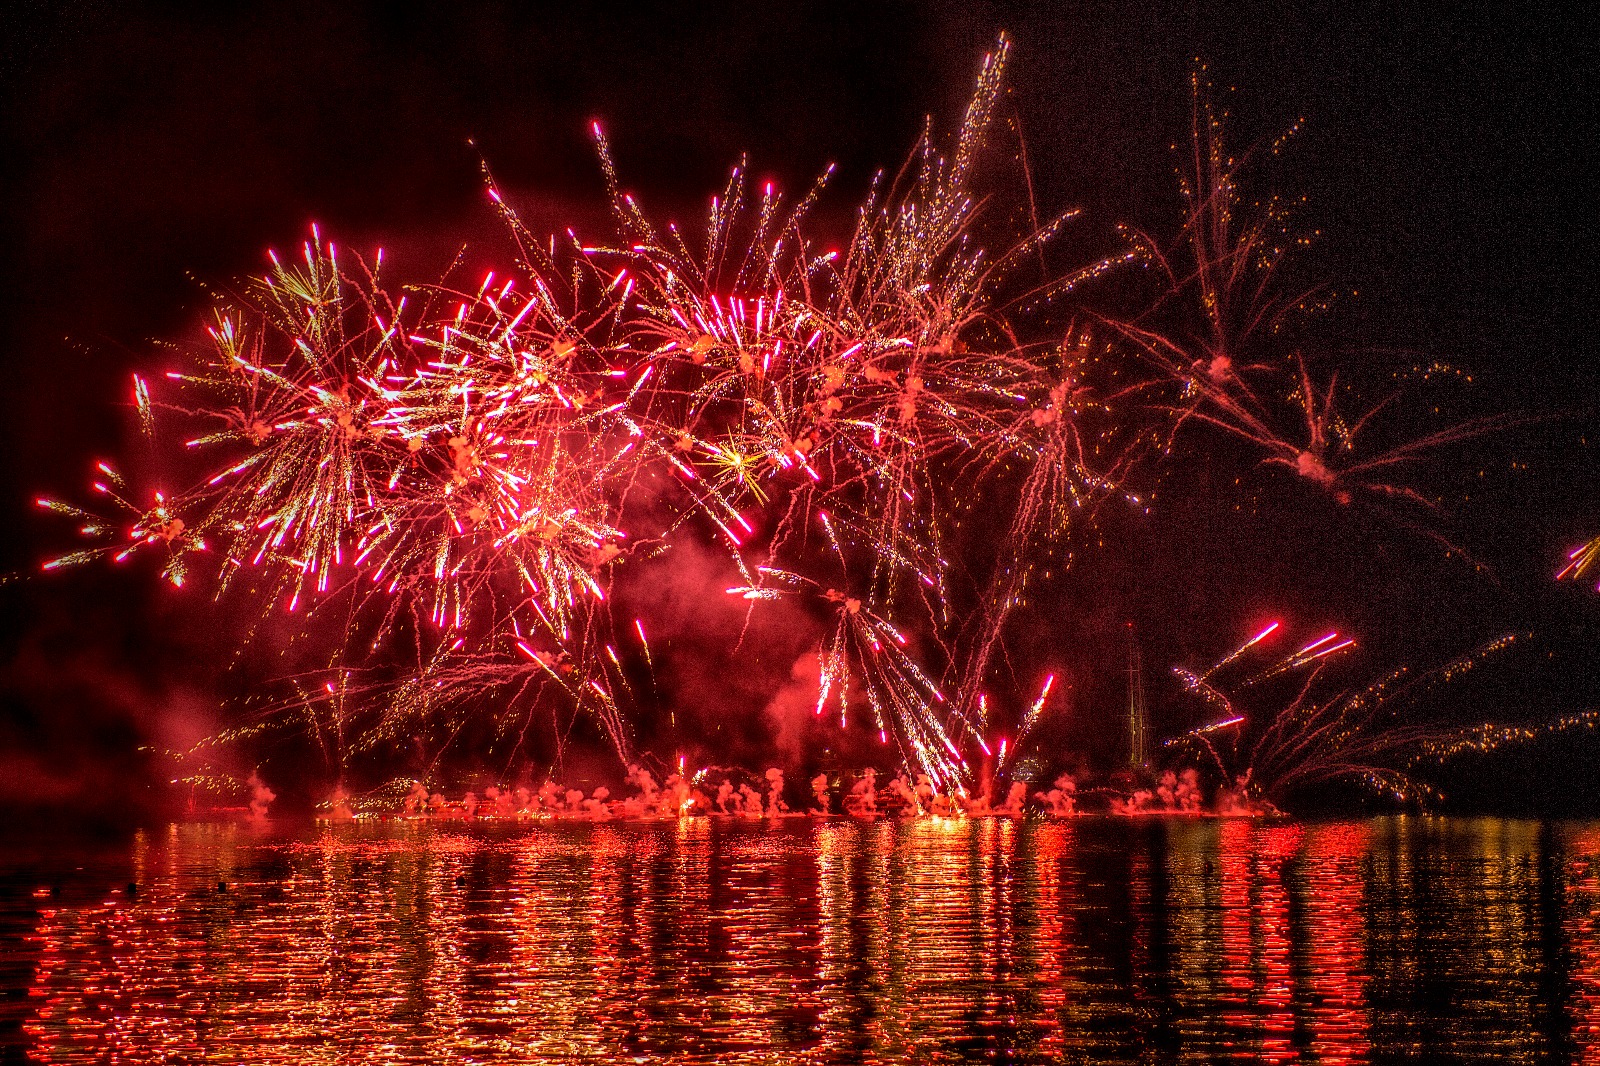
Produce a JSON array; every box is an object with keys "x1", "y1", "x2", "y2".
[
  {"x1": 1196, "y1": 620, "x2": 1278, "y2": 683},
  {"x1": 1000, "y1": 674, "x2": 1056, "y2": 774},
  {"x1": 1559, "y1": 535, "x2": 1600, "y2": 591},
  {"x1": 1166, "y1": 626, "x2": 1596, "y2": 806}
]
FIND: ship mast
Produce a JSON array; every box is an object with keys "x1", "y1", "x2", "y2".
[{"x1": 1127, "y1": 622, "x2": 1147, "y2": 768}]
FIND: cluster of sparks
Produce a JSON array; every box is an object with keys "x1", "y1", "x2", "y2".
[
  {"x1": 36, "y1": 39, "x2": 1542, "y2": 795},
  {"x1": 1166, "y1": 625, "x2": 1598, "y2": 805},
  {"x1": 1113, "y1": 70, "x2": 1517, "y2": 571},
  {"x1": 1560, "y1": 535, "x2": 1600, "y2": 591}
]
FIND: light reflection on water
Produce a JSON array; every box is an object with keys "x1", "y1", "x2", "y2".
[{"x1": 6, "y1": 816, "x2": 1600, "y2": 1062}]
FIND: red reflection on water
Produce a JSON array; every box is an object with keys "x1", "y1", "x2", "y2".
[
  {"x1": 1218, "y1": 818, "x2": 1255, "y2": 1047},
  {"x1": 1254, "y1": 824, "x2": 1302, "y2": 1062},
  {"x1": 1211, "y1": 820, "x2": 1371, "y2": 1064},
  {"x1": 1564, "y1": 826, "x2": 1600, "y2": 1063},
  {"x1": 19, "y1": 817, "x2": 1592, "y2": 1064},
  {"x1": 1301, "y1": 822, "x2": 1372, "y2": 1064}
]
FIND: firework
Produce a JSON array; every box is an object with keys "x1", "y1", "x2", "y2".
[
  {"x1": 35, "y1": 41, "x2": 1537, "y2": 801},
  {"x1": 1559, "y1": 535, "x2": 1600, "y2": 590},
  {"x1": 1165, "y1": 626, "x2": 1598, "y2": 806},
  {"x1": 1115, "y1": 70, "x2": 1513, "y2": 564},
  {"x1": 36, "y1": 37, "x2": 1148, "y2": 788}
]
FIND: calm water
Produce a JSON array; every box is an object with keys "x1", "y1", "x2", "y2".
[{"x1": 3, "y1": 816, "x2": 1600, "y2": 1063}]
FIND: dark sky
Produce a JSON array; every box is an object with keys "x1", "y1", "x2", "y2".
[{"x1": 0, "y1": 0, "x2": 1595, "y2": 815}]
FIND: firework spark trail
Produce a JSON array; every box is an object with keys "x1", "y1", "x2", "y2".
[
  {"x1": 1165, "y1": 626, "x2": 1598, "y2": 805},
  {"x1": 36, "y1": 36, "x2": 1154, "y2": 786},
  {"x1": 1111, "y1": 70, "x2": 1518, "y2": 566},
  {"x1": 996, "y1": 673, "x2": 1057, "y2": 777},
  {"x1": 36, "y1": 40, "x2": 1540, "y2": 796},
  {"x1": 1194, "y1": 619, "x2": 1278, "y2": 684},
  {"x1": 1559, "y1": 535, "x2": 1600, "y2": 590},
  {"x1": 39, "y1": 460, "x2": 199, "y2": 588}
]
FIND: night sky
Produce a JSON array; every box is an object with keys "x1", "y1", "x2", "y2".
[{"x1": 0, "y1": 0, "x2": 1594, "y2": 819}]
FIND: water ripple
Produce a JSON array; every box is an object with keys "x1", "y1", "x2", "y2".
[{"x1": 5, "y1": 816, "x2": 1600, "y2": 1063}]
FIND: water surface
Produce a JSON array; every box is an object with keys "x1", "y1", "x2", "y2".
[{"x1": 4, "y1": 816, "x2": 1599, "y2": 1063}]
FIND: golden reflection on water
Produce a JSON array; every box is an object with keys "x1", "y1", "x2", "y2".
[{"x1": 14, "y1": 816, "x2": 1600, "y2": 1062}]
